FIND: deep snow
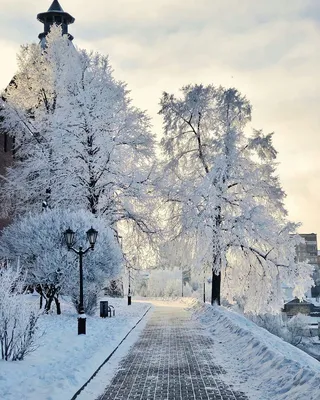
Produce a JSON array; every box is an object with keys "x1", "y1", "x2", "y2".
[
  {"x1": 0, "y1": 295, "x2": 151, "y2": 400},
  {"x1": 1, "y1": 297, "x2": 320, "y2": 400},
  {"x1": 194, "y1": 303, "x2": 320, "y2": 400}
]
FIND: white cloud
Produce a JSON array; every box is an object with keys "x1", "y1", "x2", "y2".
[{"x1": 1, "y1": 0, "x2": 320, "y2": 234}]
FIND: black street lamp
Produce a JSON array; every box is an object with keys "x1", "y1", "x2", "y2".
[
  {"x1": 203, "y1": 268, "x2": 206, "y2": 303},
  {"x1": 127, "y1": 256, "x2": 136, "y2": 306},
  {"x1": 128, "y1": 265, "x2": 132, "y2": 306},
  {"x1": 63, "y1": 226, "x2": 98, "y2": 335}
]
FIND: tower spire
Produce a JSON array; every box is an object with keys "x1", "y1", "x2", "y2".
[
  {"x1": 37, "y1": 0, "x2": 75, "y2": 44},
  {"x1": 48, "y1": 0, "x2": 64, "y2": 12}
]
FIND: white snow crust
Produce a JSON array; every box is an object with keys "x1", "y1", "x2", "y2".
[
  {"x1": 0, "y1": 296, "x2": 151, "y2": 400},
  {"x1": 196, "y1": 303, "x2": 320, "y2": 400}
]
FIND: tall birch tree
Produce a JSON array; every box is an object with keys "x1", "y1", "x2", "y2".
[{"x1": 159, "y1": 84, "x2": 313, "y2": 313}]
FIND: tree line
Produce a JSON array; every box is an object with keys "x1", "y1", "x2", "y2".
[{"x1": 0, "y1": 26, "x2": 313, "y2": 316}]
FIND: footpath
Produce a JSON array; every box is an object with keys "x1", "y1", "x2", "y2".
[{"x1": 96, "y1": 302, "x2": 248, "y2": 400}]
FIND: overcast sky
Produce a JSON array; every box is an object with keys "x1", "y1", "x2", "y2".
[{"x1": 1, "y1": 0, "x2": 320, "y2": 236}]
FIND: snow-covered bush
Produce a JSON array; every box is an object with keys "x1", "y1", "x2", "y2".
[
  {"x1": 71, "y1": 282, "x2": 99, "y2": 316},
  {"x1": 164, "y1": 279, "x2": 182, "y2": 297},
  {"x1": 103, "y1": 279, "x2": 124, "y2": 298},
  {"x1": 0, "y1": 266, "x2": 41, "y2": 361},
  {"x1": 249, "y1": 313, "x2": 285, "y2": 339},
  {"x1": 284, "y1": 314, "x2": 309, "y2": 346},
  {"x1": 134, "y1": 274, "x2": 148, "y2": 297},
  {"x1": 0, "y1": 209, "x2": 122, "y2": 314},
  {"x1": 248, "y1": 312, "x2": 309, "y2": 347}
]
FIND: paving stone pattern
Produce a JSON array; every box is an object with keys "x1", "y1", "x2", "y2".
[{"x1": 98, "y1": 305, "x2": 248, "y2": 400}]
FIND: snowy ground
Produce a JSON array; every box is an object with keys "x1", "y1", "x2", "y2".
[
  {"x1": 2, "y1": 297, "x2": 319, "y2": 400},
  {"x1": 194, "y1": 302, "x2": 320, "y2": 400},
  {"x1": 79, "y1": 298, "x2": 320, "y2": 400},
  {"x1": 298, "y1": 336, "x2": 320, "y2": 362},
  {"x1": 0, "y1": 295, "x2": 152, "y2": 400},
  {"x1": 86, "y1": 300, "x2": 249, "y2": 400}
]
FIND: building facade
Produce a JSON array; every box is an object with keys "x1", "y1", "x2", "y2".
[
  {"x1": 296, "y1": 233, "x2": 318, "y2": 264},
  {"x1": 296, "y1": 233, "x2": 320, "y2": 298}
]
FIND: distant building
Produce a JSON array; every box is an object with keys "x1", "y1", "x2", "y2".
[
  {"x1": 296, "y1": 233, "x2": 320, "y2": 298},
  {"x1": 284, "y1": 233, "x2": 320, "y2": 300},
  {"x1": 313, "y1": 250, "x2": 320, "y2": 298},
  {"x1": 283, "y1": 298, "x2": 313, "y2": 316},
  {"x1": 296, "y1": 233, "x2": 318, "y2": 264}
]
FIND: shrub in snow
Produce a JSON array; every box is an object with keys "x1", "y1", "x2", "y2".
[
  {"x1": 0, "y1": 266, "x2": 41, "y2": 361},
  {"x1": 71, "y1": 282, "x2": 99, "y2": 316},
  {"x1": 164, "y1": 279, "x2": 182, "y2": 297},
  {"x1": 134, "y1": 275, "x2": 148, "y2": 297},
  {"x1": 284, "y1": 314, "x2": 309, "y2": 346},
  {"x1": 248, "y1": 312, "x2": 309, "y2": 347},
  {"x1": 103, "y1": 279, "x2": 124, "y2": 298},
  {"x1": 249, "y1": 313, "x2": 285, "y2": 339},
  {"x1": 0, "y1": 209, "x2": 122, "y2": 314}
]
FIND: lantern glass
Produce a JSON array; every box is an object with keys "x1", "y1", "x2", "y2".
[
  {"x1": 64, "y1": 227, "x2": 75, "y2": 248},
  {"x1": 86, "y1": 227, "x2": 98, "y2": 247}
]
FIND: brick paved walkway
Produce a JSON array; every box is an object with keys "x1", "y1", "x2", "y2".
[{"x1": 97, "y1": 303, "x2": 248, "y2": 400}]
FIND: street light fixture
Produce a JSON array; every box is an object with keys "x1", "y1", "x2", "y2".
[
  {"x1": 63, "y1": 226, "x2": 98, "y2": 335},
  {"x1": 64, "y1": 227, "x2": 75, "y2": 248},
  {"x1": 86, "y1": 227, "x2": 98, "y2": 248}
]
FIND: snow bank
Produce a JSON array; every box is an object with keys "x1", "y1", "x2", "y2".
[
  {"x1": 0, "y1": 296, "x2": 151, "y2": 400},
  {"x1": 195, "y1": 304, "x2": 320, "y2": 400}
]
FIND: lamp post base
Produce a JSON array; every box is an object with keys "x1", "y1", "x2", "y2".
[
  {"x1": 128, "y1": 295, "x2": 131, "y2": 306},
  {"x1": 78, "y1": 316, "x2": 86, "y2": 335}
]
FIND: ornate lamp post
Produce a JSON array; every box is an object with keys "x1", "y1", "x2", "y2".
[{"x1": 63, "y1": 226, "x2": 98, "y2": 335}]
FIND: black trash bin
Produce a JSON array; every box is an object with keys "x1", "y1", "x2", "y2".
[{"x1": 100, "y1": 301, "x2": 109, "y2": 318}]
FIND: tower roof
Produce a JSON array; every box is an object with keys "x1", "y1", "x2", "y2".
[
  {"x1": 37, "y1": 1, "x2": 75, "y2": 43},
  {"x1": 48, "y1": 1, "x2": 64, "y2": 12},
  {"x1": 37, "y1": 1, "x2": 75, "y2": 24}
]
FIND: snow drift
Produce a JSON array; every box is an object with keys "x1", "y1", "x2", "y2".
[
  {"x1": 195, "y1": 304, "x2": 320, "y2": 400},
  {"x1": 0, "y1": 296, "x2": 151, "y2": 400}
]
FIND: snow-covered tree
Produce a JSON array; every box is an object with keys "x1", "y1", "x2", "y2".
[
  {"x1": 159, "y1": 84, "x2": 313, "y2": 313},
  {"x1": 0, "y1": 265, "x2": 41, "y2": 361},
  {"x1": 0, "y1": 26, "x2": 157, "y2": 246},
  {"x1": 0, "y1": 208, "x2": 122, "y2": 314}
]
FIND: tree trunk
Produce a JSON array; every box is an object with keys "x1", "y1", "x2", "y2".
[
  {"x1": 45, "y1": 296, "x2": 54, "y2": 314},
  {"x1": 54, "y1": 296, "x2": 61, "y2": 315},
  {"x1": 211, "y1": 270, "x2": 221, "y2": 305}
]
